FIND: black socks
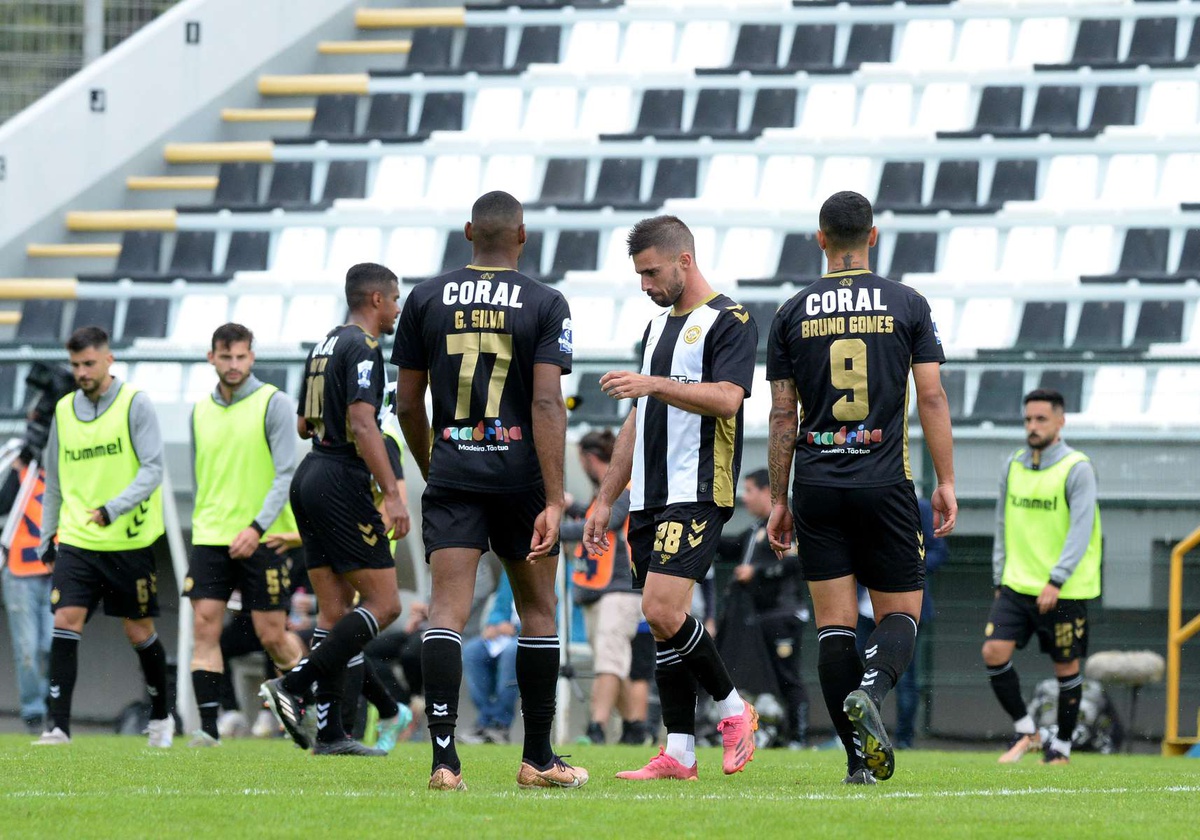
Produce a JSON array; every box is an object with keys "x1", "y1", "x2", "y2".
[
  {"x1": 422, "y1": 628, "x2": 463, "y2": 773},
  {"x1": 655, "y1": 642, "x2": 698, "y2": 737},
  {"x1": 667, "y1": 615, "x2": 735, "y2": 701},
  {"x1": 134, "y1": 632, "x2": 169, "y2": 720},
  {"x1": 860, "y1": 613, "x2": 918, "y2": 708},
  {"x1": 817, "y1": 626, "x2": 863, "y2": 770},
  {"x1": 516, "y1": 636, "x2": 559, "y2": 767},
  {"x1": 1057, "y1": 673, "x2": 1084, "y2": 743},
  {"x1": 987, "y1": 660, "x2": 1029, "y2": 721},
  {"x1": 48, "y1": 629, "x2": 80, "y2": 735},
  {"x1": 192, "y1": 669, "x2": 223, "y2": 739}
]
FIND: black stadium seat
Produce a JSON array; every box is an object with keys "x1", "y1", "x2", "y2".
[
  {"x1": 974, "y1": 86, "x2": 1024, "y2": 133},
  {"x1": 689, "y1": 89, "x2": 740, "y2": 137},
  {"x1": 785, "y1": 24, "x2": 836, "y2": 71},
  {"x1": 1090, "y1": 86, "x2": 1138, "y2": 130},
  {"x1": 942, "y1": 368, "x2": 967, "y2": 420},
  {"x1": 929, "y1": 160, "x2": 981, "y2": 212},
  {"x1": 440, "y1": 230, "x2": 472, "y2": 272},
  {"x1": 649, "y1": 158, "x2": 698, "y2": 203},
  {"x1": 17, "y1": 300, "x2": 63, "y2": 343},
  {"x1": 266, "y1": 161, "x2": 313, "y2": 208},
  {"x1": 1073, "y1": 301, "x2": 1125, "y2": 349},
  {"x1": 532, "y1": 158, "x2": 588, "y2": 207},
  {"x1": 775, "y1": 232, "x2": 824, "y2": 282},
  {"x1": 1176, "y1": 229, "x2": 1200, "y2": 278},
  {"x1": 1131, "y1": 301, "x2": 1184, "y2": 346},
  {"x1": 746, "y1": 88, "x2": 797, "y2": 135},
  {"x1": 416, "y1": 92, "x2": 464, "y2": 134},
  {"x1": 459, "y1": 26, "x2": 507, "y2": 72},
  {"x1": 1069, "y1": 19, "x2": 1121, "y2": 66},
  {"x1": 122, "y1": 298, "x2": 169, "y2": 340},
  {"x1": 1038, "y1": 370, "x2": 1084, "y2": 412},
  {"x1": 569, "y1": 372, "x2": 621, "y2": 425},
  {"x1": 1015, "y1": 302, "x2": 1067, "y2": 349},
  {"x1": 627, "y1": 89, "x2": 685, "y2": 138},
  {"x1": 1126, "y1": 18, "x2": 1177, "y2": 65},
  {"x1": 223, "y1": 231, "x2": 270, "y2": 273},
  {"x1": 971, "y1": 369, "x2": 1024, "y2": 421},
  {"x1": 888, "y1": 232, "x2": 938, "y2": 278},
  {"x1": 843, "y1": 23, "x2": 894, "y2": 69},
  {"x1": 363, "y1": 93, "x2": 411, "y2": 139},
  {"x1": 1082, "y1": 228, "x2": 1171, "y2": 283},
  {"x1": 310, "y1": 94, "x2": 357, "y2": 137},
  {"x1": 875, "y1": 161, "x2": 924, "y2": 211},
  {"x1": 212, "y1": 162, "x2": 261, "y2": 209},
  {"x1": 401, "y1": 27, "x2": 454, "y2": 73},
  {"x1": 71, "y1": 299, "x2": 117, "y2": 335},
  {"x1": 167, "y1": 231, "x2": 217, "y2": 279},
  {"x1": 78, "y1": 231, "x2": 163, "y2": 283},
  {"x1": 988, "y1": 159, "x2": 1038, "y2": 205},
  {"x1": 512, "y1": 25, "x2": 561, "y2": 69},
  {"x1": 589, "y1": 158, "x2": 643, "y2": 209},
  {"x1": 321, "y1": 160, "x2": 368, "y2": 204},
  {"x1": 703, "y1": 23, "x2": 781, "y2": 73},
  {"x1": 550, "y1": 230, "x2": 599, "y2": 276},
  {"x1": 1028, "y1": 85, "x2": 1083, "y2": 134},
  {"x1": 521, "y1": 230, "x2": 545, "y2": 277}
]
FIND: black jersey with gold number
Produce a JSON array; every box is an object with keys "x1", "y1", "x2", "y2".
[
  {"x1": 297, "y1": 323, "x2": 386, "y2": 464},
  {"x1": 766, "y1": 269, "x2": 944, "y2": 488},
  {"x1": 391, "y1": 265, "x2": 572, "y2": 492}
]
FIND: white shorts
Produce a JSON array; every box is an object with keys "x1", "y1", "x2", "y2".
[{"x1": 583, "y1": 592, "x2": 644, "y2": 678}]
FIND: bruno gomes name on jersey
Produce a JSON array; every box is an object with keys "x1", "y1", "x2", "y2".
[
  {"x1": 391, "y1": 266, "x2": 572, "y2": 493},
  {"x1": 766, "y1": 269, "x2": 944, "y2": 489},
  {"x1": 297, "y1": 324, "x2": 386, "y2": 465},
  {"x1": 631, "y1": 293, "x2": 757, "y2": 511}
]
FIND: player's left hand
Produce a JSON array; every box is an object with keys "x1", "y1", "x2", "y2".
[
  {"x1": 733, "y1": 564, "x2": 755, "y2": 582},
  {"x1": 85, "y1": 508, "x2": 108, "y2": 527},
  {"x1": 931, "y1": 483, "x2": 958, "y2": 537},
  {"x1": 229, "y1": 527, "x2": 260, "y2": 559},
  {"x1": 527, "y1": 503, "x2": 562, "y2": 562},
  {"x1": 583, "y1": 503, "x2": 612, "y2": 557},
  {"x1": 1037, "y1": 583, "x2": 1061, "y2": 614},
  {"x1": 767, "y1": 503, "x2": 793, "y2": 557},
  {"x1": 599, "y1": 370, "x2": 656, "y2": 401}
]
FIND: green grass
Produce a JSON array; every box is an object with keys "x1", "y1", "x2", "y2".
[{"x1": 0, "y1": 736, "x2": 1195, "y2": 839}]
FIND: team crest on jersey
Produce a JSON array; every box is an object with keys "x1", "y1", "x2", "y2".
[
  {"x1": 683, "y1": 325, "x2": 702, "y2": 344},
  {"x1": 839, "y1": 277, "x2": 854, "y2": 287},
  {"x1": 559, "y1": 318, "x2": 573, "y2": 353},
  {"x1": 356, "y1": 360, "x2": 373, "y2": 389},
  {"x1": 50, "y1": 588, "x2": 60, "y2": 605}
]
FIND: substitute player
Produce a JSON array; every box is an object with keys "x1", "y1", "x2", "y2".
[
  {"x1": 583, "y1": 215, "x2": 760, "y2": 782},
  {"x1": 186, "y1": 323, "x2": 304, "y2": 747},
  {"x1": 393, "y1": 190, "x2": 586, "y2": 791},
  {"x1": 260, "y1": 263, "x2": 408, "y2": 756},
  {"x1": 35, "y1": 327, "x2": 173, "y2": 747},
  {"x1": 765, "y1": 191, "x2": 957, "y2": 783},
  {"x1": 985, "y1": 388, "x2": 1101, "y2": 766}
]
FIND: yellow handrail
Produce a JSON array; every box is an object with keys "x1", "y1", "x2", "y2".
[{"x1": 1165, "y1": 523, "x2": 1200, "y2": 754}]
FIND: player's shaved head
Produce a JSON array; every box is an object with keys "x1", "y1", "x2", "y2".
[
  {"x1": 469, "y1": 190, "x2": 524, "y2": 249},
  {"x1": 345, "y1": 262, "x2": 398, "y2": 311},
  {"x1": 819, "y1": 191, "x2": 874, "y2": 252},
  {"x1": 627, "y1": 215, "x2": 695, "y2": 260}
]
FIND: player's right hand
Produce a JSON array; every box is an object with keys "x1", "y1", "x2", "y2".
[
  {"x1": 383, "y1": 495, "x2": 409, "y2": 540},
  {"x1": 583, "y1": 503, "x2": 612, "y2": 557},
  {"x1": 767, "y1": 503, "x2": 793, "y2": 557}
]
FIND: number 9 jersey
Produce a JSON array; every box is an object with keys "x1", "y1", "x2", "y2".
[
  {"x1": 765, "y1": 268, "x2": 944, "y2": 488},
  {"x1": 390, "y1": 265, "x2": 573, "y2": 491}
]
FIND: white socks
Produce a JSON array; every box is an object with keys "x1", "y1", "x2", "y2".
[
  {"x1": 715, "y1": 690, "x2": 746, "y2": 720},
  {"x1": 665, "y1": 733, "x2": 696, "y2": 767},
  {"x1": 1014, "y1": 715, "x2": 1036, "y2": 736}
]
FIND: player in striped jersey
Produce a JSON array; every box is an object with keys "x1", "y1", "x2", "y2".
[
  {"x1": 585, "y1": 215, "x2": 760, "y2": 781},
  {"x1": 765, "y1": 191, "x2": 957, "y2": 784}
]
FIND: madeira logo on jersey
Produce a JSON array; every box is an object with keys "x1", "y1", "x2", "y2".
[
  {"x1": 442, "y1": 418, "x2": 525, "y2": 452},
  {"x1": 807, "y1": 424, "x2": 883, "y2": 452},
  {"x1": 356, "y1": 360, "x2": 373, "y2": 389}
]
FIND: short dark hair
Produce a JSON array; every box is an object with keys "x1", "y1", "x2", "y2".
[
  {"x1": 345, "y1": 262, "x2": 398, "y2": 311},
  {"x1": 211, "y1": 322, "x2": 254, "y2": 351},
  {"x1": 626, "y1": 215, "x2": 695, "y2": 259},
  {"x1": 1023, "y1": 388, "x2": 1065, "y2": 411},
  {"x1": 579, "y1": 429, "x2": 616, "y2": 463},
  {"x1": 470, "y1": 190, "x2": 524, "y2": 249},
  {"x1": 744, "y1": 468, "x2": 769, "y2": 490},
  {"x1": 66, "y1": 326, "x2": 109, "y2": 353},
  {"x1": 819, "y1": 191, "x2": 874, "y2": 252}
]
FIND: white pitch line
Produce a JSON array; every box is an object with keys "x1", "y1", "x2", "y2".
[{"x1": 6, "y1": 785, "x2": 1200, "y2": 801}]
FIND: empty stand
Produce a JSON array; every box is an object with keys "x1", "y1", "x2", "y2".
[
  {"x1": 1132, "y1": 301, "x2": 1184, "y2": 346},
  {"x1": 211, "y1": 162, "x2": 261, "y2": 209},
  {"x1": 512, "y1": 25, "x2": 560, "y2": 68},
  {"x1": 363, "y1": 93, "x2": 411, "y2": 139},
  {"x1": 1015, "y1": 302, "x2": 1067, "y2": 349},
  {"x1": 888, "y1": 232, "x2": 938, "y2": 278},
  {"x1": 167, "y1": 231, "x2": 217, "y2": 279},
  {"x1": 1089, "y1": 85, "x2": 1138, "y2": 129},
  {"x1": 310, "y1": 94, "x2": 357, "y2": 138},
  {"x1": 929, "y1": 160, "x2": 980, "y2": 212},
  {"x1": 460, "y1": 26, "x2": 507, "y2": 73},
  {"x1": 875, "y1": 161, "x2": 924, "y2": 211},
  {"x1": 987, "y1": 159, "x2": 1038, "y2": 205},
  {"x1": 1073, "y1": 301, "x2": 1126, "y2": 349},
  {"x1": 71, "y1": 299, "x2": 117, "y2": 335},
  {"x1": 550, "y1": 230, "x2": 600, "y2": 277},
  {"x1": 416, "y1": 92, "x2": 464, "y2": 134},
  {"x1": 1038, "y1": 370, "x2": 1084, "y2": 413},
  {"x1": 321, "y1": 160, "x2": 368, "y2": 205},
  {"x1": 223, "y1": 231, "x2": 270, "y2": 273},
  {"x1": 971, "y1": 369, "x2": 1025, "y2": 421},
  {"x1": 123, "y1": 298, "x2": 169, "y2": 340},
  {"x1": 17, "y1": 300, "x2": 64, "y2": 343},
  {"x1": 266, "y1": 162, "x2": 314, "y2": 208},
  {"x1": 785, "y1": 24, "x2": 836, "y2": 71}
]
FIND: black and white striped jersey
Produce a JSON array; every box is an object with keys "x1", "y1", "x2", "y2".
[{"x1": 631, "y1": 293, "x2": 757, "y2": 511}]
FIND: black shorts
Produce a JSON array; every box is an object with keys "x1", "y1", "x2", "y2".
[
  {"x1": 628, "y1": 502, "x2": 731, "y2": 590},
  {"x1": 791, "y1": 481, "x2": 924, "y2": 592},
  {"x1": 421, "y1": 484, "x2": 554, "y2": 562},
  {"x1": 985, "y1": 586, "x2": 1090, "y2": 663},
  {"x1": 629, "y1": 631, "x2": 656, "y2": 682},
  {"x1": 290, "y1": 453, "x2": 394, "y2": 574},
  {"x1": 51, "y1": 544, "x2": 159, "y2": 619},
  {"x1": 185, "y1": 544, "x2": 292, "y2": 612}
]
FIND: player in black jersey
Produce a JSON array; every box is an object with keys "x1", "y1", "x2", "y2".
[
  {"x1": 260, "y1": 262, "x2": 409, "y2": 757},
  {"x1": 392, "y1": 191, "x2": 586, "y2": 791},
  {"x1": 765, "y1": 192, "x2": 957, "y2": 784}
]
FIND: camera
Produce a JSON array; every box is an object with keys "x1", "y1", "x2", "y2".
[{"x1": 22, "y1": 362, "x2": 76, "y2": 462}]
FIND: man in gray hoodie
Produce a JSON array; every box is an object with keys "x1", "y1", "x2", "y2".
[{"x1": 983, "y1": 388, "x2": 1102, "y2": 765}]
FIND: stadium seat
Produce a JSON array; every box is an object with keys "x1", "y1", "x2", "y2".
[
  {"x1": 459, "y1": 26, "x2": 507, "y2": 73},
  {"x1": 211, "y1": 162, "x2": 261, "y2": 210},
  {"x1": 1041, "y1": 155, "x2": 1100, "y2": 205},
  {"x1": 770, "y1": 232, "x2": 824, "y2": 283},
  {"x1": 171, "y1": 295, "x2": 229, "y2": 347},
  {"x1": 689, "y1": 88, "x2": 740, "y2": 138},
  {"x1": 310, "y1": 94, "x2": 357, "y2": 138},
  {"x1": 1084, "y1": 366, "x2": 1146, "y2": 420},
  {"x1": 281, "y1": 295, "x2": 341, "y2": 344},
  {"x1": 590, "y1": 158, "x2": 643, "y2": 210},
  {"x1": 266, "y1": 161, "x2": 314, "y2": 208},
  {"x1": 720, "y1": 23, "x2": 781, "y2": 73},
  {"x1": 132, "y1": 362, "x2": 183, "y2": 404},
  {"x1": 1038, "y1": 370, "x2": 1084, "y2": 412},
  {"x1": 758, "y1": 155, "x2": 815, "y2": 210},
  {"x1": 967, "y1": 86, "x2": 1024, "y2": 135},
  {"x1": 1065, "y1": 19, "x2": 1121, "y2": 68},
  {"x1": 747, "y1": 88, "x2": 797, "y2": 136},
  {"x1": 579, "y1": 87, "x2": 633, "y2": 135},
  {"x1": 1098, "y1": 155, "x2": 1159, "y2": 207},
  {"x1": 1131, "y1": 301, "x2": 1185, "y2": 346},
  {"x1": 988, "y1": 159, "x2": 1038, "y2": 205},
  {"x1": 223, "y1": 231, "x2": 270, "y2": 273},
  {"x1": 971, "y1": 369, "x2": 1025, "y2": 422},
  {"x1": 371, "y1": 155, "x2": 426, "y2": 203},
  {"x1": 466, "y1": 87, "x2": 522, "y2": 136},
  {"x1": 856, "y1": 84, "x2": 913, "y2": 133},
  {"x1": 1114, "y1": 228, "x2": 1171, "y2": 281},
  {"x1": 698, "y1": 155, "x2": 758, "y2": 205},
  {"x1": 1059, "y1": 225, "x2": 1115, "y2": 276},
  {"x1": 627, "y1": 89, "x2": 684, "y2": 138},
  {"x1": 1028, "y1": 85, "x2": 1083, "y2": 134},
  {"x1": 887, "y1": 232, "x2": 938, "y2": 279},
  {"x1": 1073, "y1": 301, "x2": 1126, "y2": 349},
  {"x1": 78, "y1": 230, "x2": 162, "y2": 283},
  {"x1": 1012, "y1": 17, "x2": 1071, "y2": 65},
  {"x1": 167, "y1": 231, "x2": 217, "y2": 280},
  {"x1": 563, "y1": 21, "x2": 619, "y2": 68},
  {"x1": 1015, "y1": 302, "x2": 1067, "y2": 349},
  {"x1": 619, "y1": 22, "x2": 677, "y2": 72},
  {"x1": 1126, "y1": 17, "x2": 1177, "y2": 66},
  {"x1": 813, "y1": 156, "x2": 872, "y2": 201},
  {"x1": 521, "y1": 230, "x2": 545, "y2": 278},
  {"x1": 17, "y1": 299, "x2": 64, "y2": 344},
  {"x1": 1000, "y1": 226, "x2": 1058, "y2": 280},
  {"x1": 440, "y1": 231, "x2": 472, "y2": 272},
  {"x1": 568, "y1": 370, "x2": 623, "y2": 425},
  {"x1": 533, "y1": 158, "x2": 587, "y2": 208},
  {"x1": 326, "y1": 227, "x2": 382, "y2": 273},
  {"x1": 895, "y1": 20, "x2": 954, "y2": 69},
  {"x1": 1145, "y1": 368, "x2": 1200, "y2": 424},
  {"x1": 649, "y1": 157, "x2": 698, "y2": 204},
  {"x1": 1142, "y1": 81, "x2": 1199, "y2": 131},
  {"x1": 400, "y1": 27, "x2": 454, "y2": 73},
  {"x1": 1089, "y1": 85, "x2": 1138, "y2": 130},
  {"x1": 385, "y1": 227, "x2": 441, "y2": 280},
  {"x1": 800, "y1": 82, "x2": 857, "y2": 134},
  {"x1": 271, "y1": 228, "x2": 328, "y2": 277},
  {"x1": 512, "y1": 25, "x2": 561, "y2": 69},
  {"x1": 941, "y1": 227, "x2": 999, "y2": 276},
  {"x1": 416, "y1": 91, "x2": 464, "y2": 134},
  {"x1": 123, "y1": 298, "x2": 169, "y2": 340},
  {"x1": 523, "y1": 87, "x2": 578, "y2": 133},
  {"x1": 481, "y1": 154, "x2": 536, "y2": 201},
  {"x1": 844, "y1": 23, "x2": 894, "y2": 69},
  {"x1": 954, "y1": 19, "x2": 1011, "y2": 69},
  {"x1": 1176, "y1": 229, "x2": 1200, "y2": 278},
  {"x1": 676, "y1": 21, "x2": 731, "y2": 70},
  {"x1": 715, "y1": 228, "x2": 775, "y2": 288},
  {"x1": 424, "y1": 154, "x2": 481, "y2": 206},
  {"x1": 929, "y1": 160, "x2": 981, "y2": 212},
  {"x1": 941, "y1": 367, "x2": 966, "y2": 420},
  {"x1": 363, "y1": 93, "x2": 411, "y2": 139},
  {"x1": 1158, "y1": 154, "x2": 1200, "y2": 205},
  {"x1": 875, "y1": 161, "x2": 924, "y2": 211},
  {"x1": 567, "y1": 297, "x2": 616, "y2": 354},
  {"x1": 955, "y1": 298, "x2": 1013, "y2": 350},
  {"x1": 229, "y1": 295, "x2": 284, "y2": 345},
  {"x1": 914, "y1": 83, "x2": 972, "y2": 132},
  {"x1": 71, "y1": 299, "x2": 117, "y2": 336},
  {"x1": 785, "y1": 23, "x2": 836, "y2": 72},
  {"x1": 551, "y1": 230, "x2": 601, "y2": 278}
]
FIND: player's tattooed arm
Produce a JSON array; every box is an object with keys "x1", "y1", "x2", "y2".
[{"x1": 767, "y1": 379, "x2": 798, "y2": 505}]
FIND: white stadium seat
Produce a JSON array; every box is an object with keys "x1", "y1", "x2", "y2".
[
  {"x1": 370, "y1": 155, "x2": 427, "y2": 203},
  {"x1": 1011, "y1": 18, "x2": 1071, "y2": 66},
  {"x1": 954, "y1": 19, "x2": 1012, "y2": 69},
  {"x1": 326, "y1": 227, "x2": 382, "y2": 273},
  {"x1": 895, "y1": 20, "x2": 954, "y2": 69}
]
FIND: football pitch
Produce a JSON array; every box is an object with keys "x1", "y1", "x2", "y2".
[{"x1": 0, "y1": 736, "x2": 1194, "y2": 839}]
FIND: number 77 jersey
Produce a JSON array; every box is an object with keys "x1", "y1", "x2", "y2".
[
  {"x1": 765, "y1": 269, "x2": 945, "y2": 488},
  {"x1": 391, "y1": 265, "x2": 573, "y2": 492}
]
